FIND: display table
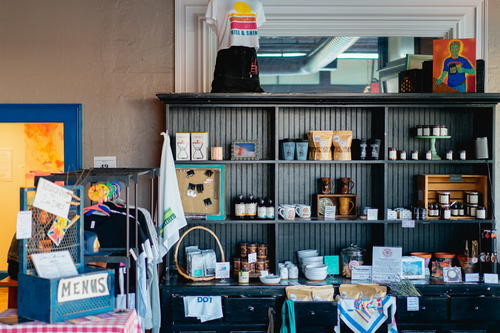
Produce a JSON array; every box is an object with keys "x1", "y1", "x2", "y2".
[{"x1": 0, "y1": 310, "x2": 141, "y2": 333}]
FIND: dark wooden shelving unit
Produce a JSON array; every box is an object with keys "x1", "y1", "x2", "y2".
[{"x1": 160, "y1": 93, "x2": 498, "y2": 274}]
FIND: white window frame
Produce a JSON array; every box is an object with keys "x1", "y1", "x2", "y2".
[{"x1": 175, "y1": 0, "x2": 488, "y2": 93}]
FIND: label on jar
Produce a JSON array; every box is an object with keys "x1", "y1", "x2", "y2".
[
  {"x1": 477, "y1": 209, "x2": 486, "y2": 219},
  {"x1": 446, "y1": 151, "x2": 453, "y2": 160},
  {"x1": 467, "y1": 193, "x2": 478, "y2": 204},
  {"x1": 235, "y1": 204, "x2": 246, "y2": 216},
  {"x1": 411, "y1": 152, "x2": 418, "y2": 160},
  {"x1": 441, "y1": 127, "x2": 448, "y2": 136},
  {"x1": 266, "y1": 207, "x2": 275, "y2": 219},
  {"x1": 426, "y1": 151, "x2": 432, "y2": 160},
  {"x1": 400, "y1": 151, "x2": 407, "y2": 160},
  {"x1": 257, "y1": 207, "x2": 267, "y2": 219},
  {"x1": 432, "y1": 127, "x2": 440, "y2": 136},
  {"x1": 443, "y1": 209, "x2": 451, "y2": 219},
  {"x1": 423, "y1": 127, "x2": 430, "y2": 136},
  {"x1": 246, "y1": 203, "x2": 257, "y2": 216},
  {"x1": 417, "y1": 127, "x2": 423, "y2": 136},
  {"x1": 460, "y1": 151, "x2": 466, "y2": 160}
]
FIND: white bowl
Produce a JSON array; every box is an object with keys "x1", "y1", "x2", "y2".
[
  {"x1": 297, "y1": 249, "x2": 318, "y2": 259},
  {"x1": 304, "y1": 269, "x2": 327, "y2": 281},
  {"x1": 260, "y1": 274, "x2": 281, "y2": 285},
  {"x1": 305, "y1": 264, "x2": 327, "y2": 272},
  {"x1": 301, "y1": 256, "x2": 324, "y2": 265},
  {"x1": 304, "y1": 263, "x2": 326, "y2": 270}
]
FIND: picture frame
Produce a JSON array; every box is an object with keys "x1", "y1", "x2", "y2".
[
  {"x1": 175, "y1": 164, "x2": 225, "y2": 220},
  {"x1": 231, "y1": 141, "x2": 259, "y2": 160},
  {"x1": 401, "y1": 256, "x2": 426, "y2": 280}
]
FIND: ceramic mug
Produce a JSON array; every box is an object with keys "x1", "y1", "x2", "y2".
[
  {"x1": 338, "y1": 177, "x2": 355, "y2": 194},
  {"x1": 338, "y1": 197, "x2": 355, "y2": 215},
  {"x1": 295, "y1": 204, "x2": 311, "y2": 218},
  {"x1": 319, "y1": 177, "x2": 331, "y2": 194},
  {"x1": 278, "y1": 205, "x2": 296, "y2": 220}
]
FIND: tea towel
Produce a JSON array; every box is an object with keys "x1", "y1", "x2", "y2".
[
  {"x1": 335, "y1": 296, "x2": 398, "y2": 333},
  {"x1": 183, "y1": 296, "x2": 223, "y2": 323}
]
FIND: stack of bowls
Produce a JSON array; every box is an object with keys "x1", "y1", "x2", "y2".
[
  {"x1": 304, "y1": 264, "x2": 328, "y2": 281},
  {"x1": 300, "y1": 256, "x2": 324, "y2": 272}
]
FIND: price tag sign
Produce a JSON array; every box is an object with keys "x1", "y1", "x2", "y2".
[
  {"x1": 402, "y1": 220, "x2": 415, "y2": 228},
  {"x1": 352, "y1": 266, "x2": 372, "y2": 281},
  {"x1": 465, "y1": 273, "x2": 480, "y2": 283},
  {"x1": 324, "y1": 206, "x2": 336, "y2": 220},
  {"x1": 407, "y1": 297, "x2": 419, "y2": 311},
  {"x1": 215, "y1": 262, "x2": 230, "y2": 279},
  {"x1": 16, "y1": 211, "x2": 32, "y2": 239},
  {"x1": 484, "y1": 273, "x2": 499, "y2": 284},
  {"x1": 248, "y1": 252, "x2": 257, "y2": 264}
]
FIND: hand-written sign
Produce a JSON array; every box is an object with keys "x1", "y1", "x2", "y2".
[
  {"x1": 33, "y1": 178, "x2": 73, "y2": 219},
  {"x1": 58, "y1": 273, "x2": 109, "y2": 303}
]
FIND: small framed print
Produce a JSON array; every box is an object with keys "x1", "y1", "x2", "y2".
[
  {"x1": 401, "y1": 256, "x2": 426, "y2": 280},
  {"x1": 231, "y1": 141, "x2": 259, "y2": 160},
  {"x1": 443, "y1": 267, "x2": 462, "y2": 283}
]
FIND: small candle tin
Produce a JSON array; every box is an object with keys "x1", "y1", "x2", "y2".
[{"x1": 438, "y1": 192, "x2": 450, "y2": 205}]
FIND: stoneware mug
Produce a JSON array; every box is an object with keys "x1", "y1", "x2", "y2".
[
  {"x1": 278, "y1": 205, "x2": 296, "y2": 220},
  {"x1": 295, "y1": 204, "x2": 311, "y2": 218},
  {"x1": 338, "y1": 197, "x2": 355, "y2": 215}
]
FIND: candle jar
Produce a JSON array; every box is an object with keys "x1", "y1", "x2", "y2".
[
  {"x1": 426, "y1": 151, "x2": 432, "y2": 160},
  {"x1": 460, "y1": 150, "x2": 466, "y2": 160},
  {"x1": 400, "y1": 150, "x2": 407, "y2": 160},
  {"x1": 438, "y1": 192, "x2": 450, "y2": 205},
  {"x1": 416, "y1": 125, "x2": 423, "y2": 136},
  {"x1": 423, "y1": 125, "x2": 431, "y2": 136},
  {"x1": 238, "y1": 269, "x2": 249, "y2": 284},
  {"x1": 388, "y1": 147, "x2": 397, "y2": 160},
  {"x1": 411, "y1": 151, "x2": 419, "y2": 160},
  {"x1": 432, "y1": 125, "x2": 441, "y2": 136},
  {"x1": 440, "y1": 126, "x2": 448, "y2": 136},
  {"x1": 476, "y1": 206, "x2": 486, "y2": 219},
  {"x1": 465, "y1": 191, "x2": 479, "y2": 205},
  {"x1": 446, "y1": 150, "x2": 453, "y2": 160}
]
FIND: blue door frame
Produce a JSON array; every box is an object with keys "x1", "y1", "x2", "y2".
[{"x1": 0, "y1": 104, "x2": 83, "y2": 171}]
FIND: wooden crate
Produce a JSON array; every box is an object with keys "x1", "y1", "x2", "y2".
[{"x1": 417, "y1": 175, "x2": 488, "y2": 219}]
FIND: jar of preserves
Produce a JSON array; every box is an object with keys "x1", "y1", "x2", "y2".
[
  {"x1": 257, "y1": 244, "x2": 268, "y2": 259},
  {"x1": 240, "y1": 243, "x2": 248, "y2": 258},
  {"x1": 411, "y1": 151, "x2": 419, "y2": 160},
  {"x1": 426, "y1": 151, "x2": 432, "y2": 160},
  {"x1": 446, "y1": 150, "x2": 453, "y2": 160},
  {"x1": 465, "y1": 191, "x2": 479, "y2": 205},
  {"x1": 233, "y1": 258, "x2": 241, "y2": 271},
  {"x1": 341, "y1": 244, "x2": 366, "y2": 278},
  {"x1": 416, "y1": 125, "x2": 423, "y2": 136},
  {"x1": 438, "y1": 192, "x2": 450, "y2": 205},
  {"x1": 388, "y1": 147, "x2": 397, "y2": 160},
  {"x1": 476, "y1": 206, "x2": 486, "y2": 219},
  {"x1": 432, "y1": 125, "x2": 441, "y2": 136},
  {"x1": 423, "y1": 125, "x2": 431, "y2": 136},
  {"x1": 460, "y1": 150, "x2": 466, "y2": 160},
  {"x1": 400, "y1": 150, "x2": 407, "y2": 160},
  {"x1": 247, "y1": 243, "x2": 257, "y2": 255},
  {"x1": 241, "y1": 258, "x2": 250, "y2": 272},
  {"x1": 440, "y1": 126, "x2": 448, "y2": 136}
]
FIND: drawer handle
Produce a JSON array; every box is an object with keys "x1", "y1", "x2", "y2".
[
  {"x1": 421, "y1": 306, "x2": 426, "y2": 310},
  {"x1": 474, "y1": 306, "x2": 480, "y2": 311},
  {"x1": 309, "y1": 311, "x2": 316, "y2": 316},
  {"x1": 248, "y1": 306, "x2": 255, "y2": 312}
]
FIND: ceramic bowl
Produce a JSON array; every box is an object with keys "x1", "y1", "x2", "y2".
[
  {"x1": 260, "y1": 274, "x2": 281, "y2": 285},
  {"x1": 301, "y1": 256, "x2": 323, "y2": 265},
  {"x1": 304, "y1": 265, "x2": 327, "y2": 281},
  {"x1": 297, "y1": 249, "x2": 318, "y2": 260}
]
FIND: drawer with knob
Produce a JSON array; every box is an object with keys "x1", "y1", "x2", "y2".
[
  {"x1": 396, "y1": 296, "x2": 449, "y2": 322},
  {"x1": 450, "y1": 296, "x2": 500, "y2": 321},
  {"x1": 293, "y1": 301, "x2": 338, "y2": 327},
  {"x1": 223, "y1": 297, "x2": 276, "y2": 323}
]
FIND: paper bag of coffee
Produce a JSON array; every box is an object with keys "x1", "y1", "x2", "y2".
[
  {"x1": 332, "y1": 131, "x2": 353, "y2": 160},
  {"x1": 187, "y1": 251, "x2": 203, "y2": 277},
  {"x1": 338, "y1": 284, "x2": 387, "y2": 299},
  {"x1": 202, "y1": 249, "x2": 216, "y2": 276},
  {"x1": 308, "y1": 131, "x2": 334, "y2": 160}
]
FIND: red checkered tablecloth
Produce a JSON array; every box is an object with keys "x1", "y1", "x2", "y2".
[{"x1": 0, "y1": 309, "x2": 141, "y2": 333}]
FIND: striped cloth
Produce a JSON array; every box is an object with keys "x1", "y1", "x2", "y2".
[{"x1": 0, "y1": 309, "x2": 141, "y2": 333}]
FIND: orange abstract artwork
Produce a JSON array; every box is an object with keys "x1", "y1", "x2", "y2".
[
  {"x1": 433, "y1": 38, "x2": 476, "y2": 93},
  {"x1": 24, "y1": 123, "x2": 64, "y2": 184}
]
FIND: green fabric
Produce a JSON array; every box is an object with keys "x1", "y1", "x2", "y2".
[{"x1": 280, "y1": 300, "x2": 296, "y2": 333}]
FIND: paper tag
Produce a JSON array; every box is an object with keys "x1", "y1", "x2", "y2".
[
  {"x1": 33, "y1": 178, "x2": 72, "y2": 219},
  {"x1": 352, "y1": 265, "x2": 372, "y2": 280},
  {"x1": 402, "y1": 220, "x2": 415, "y2": 228},
  {"x1": 248, "y1": 252, "x2": 257, "y2": 264},
  {"x1": 215, "y1": 262, "x2": 230, "y2": 279},
  {"x1": 90, "y1": 221, "x2": 96, "y2": 229},
  {"x1": 484, "y1": 273, "x2": 499, "y2": 284},
  {"x1": 407, "y1": 297, "x2": 419, "y2": 311},
  {"x1": 324, "y1": 206, "x2": 336, "y2": 220},
  {"x1": 16, "y1": 211, "x2": 32, "y2": 239},
  {"x1": 465, "y1": 273, "x2": 480, "y2": 283},
  {"x1": 94, "y1": 156, "x2": 117, "y2": 168}
]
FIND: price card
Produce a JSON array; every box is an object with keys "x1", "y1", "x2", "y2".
[
  {"x1": 248, "y1": 252, "x2": 257, "y2": 264},
  {"x1": 16, "y1": 211, "x2": 32, "y2": 239},
  {"x1": 33, "y1": 178, "x2": 72, "y2": 219},
  {"x1": 324, "y1": 206, "x2": 336, "y2": 220},
  {"x1": 215, "y1": 262, "x2": 230, "y2": 279},
  {"x1": 407, "y1": 297, "x2": 419, "y2": 311},
  {"x1": 484, "y1": 273, "x2": 499, "y2": 284},
  {"x1": 352, "y1": 265, "x2": 372, "y2": 281},
  {"x1": 465, "y1": 273, "x2": 480, "y2": 283},
  {"x1": 402, "y1": 220, "x2": 415, "y2": 228}
]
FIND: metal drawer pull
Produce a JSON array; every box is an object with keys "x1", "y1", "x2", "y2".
[
  {"x1": 248, "y1": 306, "x2": 255, "y2": 312},
  {"x1": 309, "y1": 311, "x2": 316, "y2": 316},
  {"x1": 421, "y1": 306, "x2": 426, "y2": 310},
  {"x1": 474, "y1": 306, "x2": 480, "y2": 311}
]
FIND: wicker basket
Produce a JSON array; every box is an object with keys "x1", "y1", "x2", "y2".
[{"x1": 174, "y1": 226, "x2": 225, "y2": 281}]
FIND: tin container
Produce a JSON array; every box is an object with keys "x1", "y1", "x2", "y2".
[
  {"x1": 233, "y1": 258, "x2": 241, "y2": 272},
  {"x1": 240, "y1": 243, "x2": 248, "y2": 258}
]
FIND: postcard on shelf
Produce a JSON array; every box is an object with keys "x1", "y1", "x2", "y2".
[
  {"x1": 433, "y1": 38, "x2": 476, "y2": 93},
  {"x1": 372, "y1": 247, "x2": 402, "y2": 283}
]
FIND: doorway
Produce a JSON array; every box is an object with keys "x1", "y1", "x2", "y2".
[{"x1": 0, "y1": 104, "x2": 82, "y2": 271}]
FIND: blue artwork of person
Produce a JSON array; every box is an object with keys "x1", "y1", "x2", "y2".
[{"x1": 436, "y1": 40, "x2": 475, "y2": 92}]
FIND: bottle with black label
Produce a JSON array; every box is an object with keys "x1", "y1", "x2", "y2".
[
  {"x1": 266, "y1": 198, "x2": 275, "y2": 219},
  {"x1": 257, "y1": 198, "x2": 267, "y2": 219},
  {"x1": 234, "y1": 194, "x2": 246, "y2": 219},
  {"x1": 246, "y1": 194, "x2": 257, "y2": 219}
]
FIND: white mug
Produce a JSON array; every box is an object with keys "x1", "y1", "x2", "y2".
[
  {"x1": 278, "y1": 205, "x2": 296, "y2": 220},
  {"x1": 280, "y1": 266, "x2": 289, "y2": 280},
  {"x1": 288, "y1": 265, "x2": 299, "y2": 279},
  {"x1": 295, "y1": 204, "x2": 311, "y2": 218}
]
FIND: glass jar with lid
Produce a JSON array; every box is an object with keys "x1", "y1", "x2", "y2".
[{"x1": 341, "y1": 244, "x2": 366, "y2": 278}]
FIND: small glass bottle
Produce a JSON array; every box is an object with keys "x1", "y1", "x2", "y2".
[
  {"x1": 388, "y1": 148, "x2": 397, "y2": 160},
  {"x1": 460, "y1": 150, "x2": 466, "y2": 160},
  {"x1": 257, "y1": 198, "x2": 267, "y2": 219},
  {"x1": 234, "y1": 194, "x2": 246, "y2": 219},
  {"x1": 441, "y1": 205, "x2": 451, "y2": 220},
  {"x1": 265, "y1": 198, "x2": 275, "y2": 219},
  {"x1": 400, "y1": 150, "x2": 407, "y2": 160},
  {"x1": 451, "y1": 203, "x2": 459, "y2": 216},
  {"x1": 458, "y1": 203, "x2": 465, "y2": 216},
  {"x1": 426, "y1": 151, "x2": 432, "y2": 160},
  {"x1": 246, "y1": 194, "x2": 257, "y2": 219}
]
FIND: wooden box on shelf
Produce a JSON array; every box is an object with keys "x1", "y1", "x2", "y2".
[
  {"x1": 314, "y1": 194, "x2": 358, "y2": 219},
  {"x1": 417, "y1": 174, "x2": 488, "y2": 219}
]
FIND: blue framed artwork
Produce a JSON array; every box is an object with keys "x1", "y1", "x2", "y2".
[
  {"x1": 0, "y1": 104, "x2": 82, "y2": 172},
  {"x1": 175, "y1": 164, "x2": 225, "y2": 220}
]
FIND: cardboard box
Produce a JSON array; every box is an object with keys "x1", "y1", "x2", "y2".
[
  {"x1": 191, "y1": 132, "x2": 209, "y2": 161},
  {"x1": 175, "y1": 133, "x2": 191, "y2": 160}
]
